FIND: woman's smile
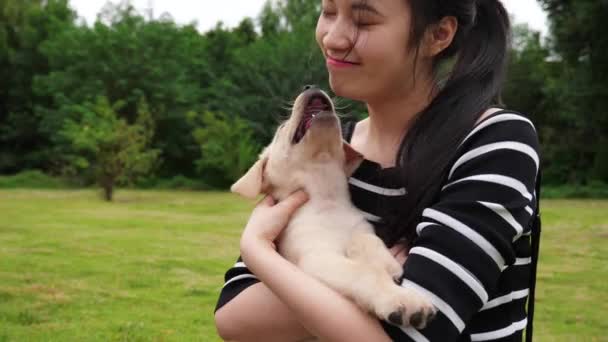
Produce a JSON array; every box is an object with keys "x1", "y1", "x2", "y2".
[{"x1": 326, "y1": 56, "x2": 360, "y2": 69}]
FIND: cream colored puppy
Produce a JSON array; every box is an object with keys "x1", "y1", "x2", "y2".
[{"x1": 231, "y1": 88, "x2": 436, "y2": 328}]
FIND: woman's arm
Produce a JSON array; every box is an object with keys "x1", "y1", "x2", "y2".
[
  {"x1": 240, "y1": 237, "x2": 391, "y2": 342},
  {"x1": 215, "y1": 192, "x2": 391, "y2": 342},
  {"x1": 215, "y1": 282, "x2": 311, "y2": 342}
]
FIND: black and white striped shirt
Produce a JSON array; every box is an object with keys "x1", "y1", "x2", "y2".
[{"x1": 216, "y1": 110, "x2": 540, "y2": 342}]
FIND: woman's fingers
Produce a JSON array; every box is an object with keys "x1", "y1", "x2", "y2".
[
  {"x1": 258, "y1": 194, "x2": 276, "y2": 207},
  {"x1": 242, "y1": 191, "x2": 309, "y2": 248},
  {"x1": 275, "y1": 190, "x2": 309, "y2": 216}
]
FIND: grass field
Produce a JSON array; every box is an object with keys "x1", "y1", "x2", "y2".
[{"x1": 0, "y1": 189, "x2": 606, "y2": 341}]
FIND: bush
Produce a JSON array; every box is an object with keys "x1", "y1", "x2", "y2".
[
  {"x1": 0, "y1": 170, "x2": 67, "y2": 189},
  {"x1": 190, "y1": 111, "x2": 261, "y2": 188},
  {"x1": 542, "y1": 181, "x2": 608, "y2": 199},
  {"x1": 134, "y1": 175, "x2": 210, "y2": 190}
]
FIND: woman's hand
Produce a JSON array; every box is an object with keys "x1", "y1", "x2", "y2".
[{"x1": 240, "y1": 190, "x2": 309, "y2": 255}]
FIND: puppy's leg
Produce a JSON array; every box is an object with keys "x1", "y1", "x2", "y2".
[
  {"x1": 346, "y1": 233, "x2": 437, "y2": 329},
  {"x1": 299, "y1": 252, "x2": 389, "y2": 310},
  {"x1": 299, "y1": 253, "x2": 435, "y2": 329},
  {"x1": 346, "y1": 232, "x2": 404, "y2": 282}
]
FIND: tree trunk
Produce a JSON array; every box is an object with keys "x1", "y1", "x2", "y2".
[
  {"x1": 103, "y1": 183, "x2": 113, "y2": 201},
  {"x1": 100, "y1": 176, "x2": 114, "y2": 201}
]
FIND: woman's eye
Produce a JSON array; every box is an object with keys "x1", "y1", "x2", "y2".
[
  {"x1": 354, "y1": 20, "x2": 375, "y2": 28},
  {"x1": 353, "y1": 13, "x2": 375, "y2": 27}
]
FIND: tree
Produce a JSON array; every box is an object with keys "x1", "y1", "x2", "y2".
[
  {"x1": 537, "y1": 0, "x2": 608, "y2": 183},
  {"x1": 33, "y1": 4, "x2": 208, "y2": 177},
  {"x1": 504, "y1": 24, "x2": 551, "y2": 117},
  {"x1": 277, "y1": 0, "x2": 321, "y2": 31},
  {"x1": 233, "y1": 18, "x2": 257, "y2": 45},
  {"x1": 60, "y1": 96, "x2": 159, "y2": 201},
  {"x1": 0, "y1": 0, "x2": 75, "y2": 172},
  {"x1": 190, "y1": 111, "x2": 261, "y2": 188},
  {"x1": 258, "y1": 1, "x2": 282, "y2": 38}
]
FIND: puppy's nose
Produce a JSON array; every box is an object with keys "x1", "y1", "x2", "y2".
[{"x1": 302, "y1": 84, "x2": 317, "y2": 91}]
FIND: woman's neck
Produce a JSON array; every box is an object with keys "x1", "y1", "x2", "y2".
[{"x1": 357, "y1": 79, "x2": 435, "y2": 167}]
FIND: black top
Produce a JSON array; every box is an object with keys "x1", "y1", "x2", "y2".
[{"x1": 216, "y1": 110, "x2": 541, "y2": 342}]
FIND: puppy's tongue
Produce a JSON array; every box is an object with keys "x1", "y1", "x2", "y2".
[
  {"x1": 303, "y1": 97, "x2": 329, "y2": 131},
  {"x1": 305, "y1": 117, "x2": 313, "y2": 129}
]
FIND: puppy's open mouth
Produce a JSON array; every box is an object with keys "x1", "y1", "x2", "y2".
[{"x1": 292, "y1": 95, "x2": 332, "y2": 144}]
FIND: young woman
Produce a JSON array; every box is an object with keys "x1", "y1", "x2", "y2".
[{"x1": 215, "y1": 0, "x2": 540, "y2": 341}]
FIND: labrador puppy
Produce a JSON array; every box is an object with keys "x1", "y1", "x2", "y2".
[{"x1": 231, "y1": 88, "x2": 436, "y2": 328}]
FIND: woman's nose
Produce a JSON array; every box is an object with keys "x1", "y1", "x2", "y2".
[
  {"x1": 303, "y1": 85, "x2": 317, "y2": 91},
  {"x1": 322, "y1": 20, "x2": 353, "y2": 53}
]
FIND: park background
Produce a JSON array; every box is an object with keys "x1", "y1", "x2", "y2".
[{"x1": 0, "y1": 0, "x2": 606, "y2": 341}]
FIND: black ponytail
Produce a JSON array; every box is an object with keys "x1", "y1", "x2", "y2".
[{"x1": 379, "y1": 0, "x2": 512, "y2": 247}]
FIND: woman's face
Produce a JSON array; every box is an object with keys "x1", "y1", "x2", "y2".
[{"x1": 316, "y1": 0, "x2": 428, "y2": 103}]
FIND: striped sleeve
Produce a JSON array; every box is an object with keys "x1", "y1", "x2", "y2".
[
  {"x1": 383, "y1": 113, "x2": 540, "y2": 341},
  {"x1": 214, "y1": 256, "x2": 259, "y2": 312}
]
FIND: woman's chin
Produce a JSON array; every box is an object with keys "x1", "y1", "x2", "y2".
[{"x1": 328, "y1": 77, "x2": 368, "y2": 102}]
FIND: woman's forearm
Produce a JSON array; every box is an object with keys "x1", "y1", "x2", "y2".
[
  {"x1": 215, "y1": 282, "x2": 312, "y2": 342},
  {"x1": 241, "y1": 239, "x2": 391, "y2": 342}
]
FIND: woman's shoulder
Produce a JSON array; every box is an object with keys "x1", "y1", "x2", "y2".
[
  {"x1": 460, "y1": 107, "x2": 539, "y2": 151},
  {"x1": 474, "y1": 107, "x2": 537, "y2": 131},
  {"x1": 475, "y1": 107, "x2": 504, "y2": 125},
  {"x1": 446, "y1": 107, "x2": 540, "y2": 179}
]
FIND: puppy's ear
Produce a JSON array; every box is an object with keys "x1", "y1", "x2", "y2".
[
  {"x1": 231, "y1": 149, "x2": 269, "y2": 199},
  {"x1": 343, "y1": 142, "x2": 364, "y2": 176}
]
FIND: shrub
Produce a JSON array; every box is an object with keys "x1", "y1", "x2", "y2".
[{"x1": 0, "y1": 170, "x2": 66, "y2": 189}]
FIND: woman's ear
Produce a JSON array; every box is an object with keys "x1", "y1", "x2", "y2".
[
  {"x1": 343, "y1": 142, "x2": 364, "y2": 176},
  {"x1": 231, "y1": 149, "x2": 269, "y2": 199},
  {"x1": 423, "y1": 16, "x2": 458, "y2": 57}
]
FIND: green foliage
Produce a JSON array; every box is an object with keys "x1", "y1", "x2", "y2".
[
  {"x1": 34, "y1": 4, "x2": 207, "y2": 177},
  {"x1": 0, "y1": 170, "x2": 66, "y2": 189},
  {"x1": 504, "y1": 16, "x2": 608, "y2": 185},
  {"x1": 504, "y1": 24, "x2": 551, "y2": 119},
  {"x1": 0, "y1": 0, "x2": 356, "y2": 188},
  {"x1": 0, "y1": 0, "x2": 606, "y2": 192},
  {"x1": 0, "y1": 0, "x2": 75, "y2": 172},
  {"x1": 190, "y1": 111, "x2": 261, "y2": 188},
  {"x1": 134, "y1": 175, "x2": 210, "y2": 190},
  {"x1": 59, "y1": 96, "x2": 159, "y2": 200},
  {"x1": 534, "y1": 0, "x2": 608, "y2": 184},
  {"x1": 542, "y1": 182, "x2": 608, "y2": 199}
]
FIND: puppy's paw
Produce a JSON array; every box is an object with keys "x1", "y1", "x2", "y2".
[
  {"x1": 376, "y1": 287, "x2": 437, "y2": 329},
  {"x1": 408, "y1": 305, "x2": 437, "y2": 329},
  {"x1": 387, "y1": 306, "x2": 406, "y2": 326}
]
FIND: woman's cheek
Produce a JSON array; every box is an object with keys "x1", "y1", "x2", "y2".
[{"x1": 315, "y1": 18, "x2": 328, "y2": 52}]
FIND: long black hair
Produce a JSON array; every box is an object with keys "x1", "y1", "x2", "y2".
[{"x1": 377, "y1": 0, "x2": 511, "y2": 247}]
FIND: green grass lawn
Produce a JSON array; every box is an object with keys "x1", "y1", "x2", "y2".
[{"x1": 0, "y1": 189, "x2": 606, "y2": 341}]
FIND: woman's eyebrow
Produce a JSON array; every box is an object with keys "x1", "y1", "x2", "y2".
[{"x1": 351, "y1": 1, "x2": 383, "y2": 16}]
